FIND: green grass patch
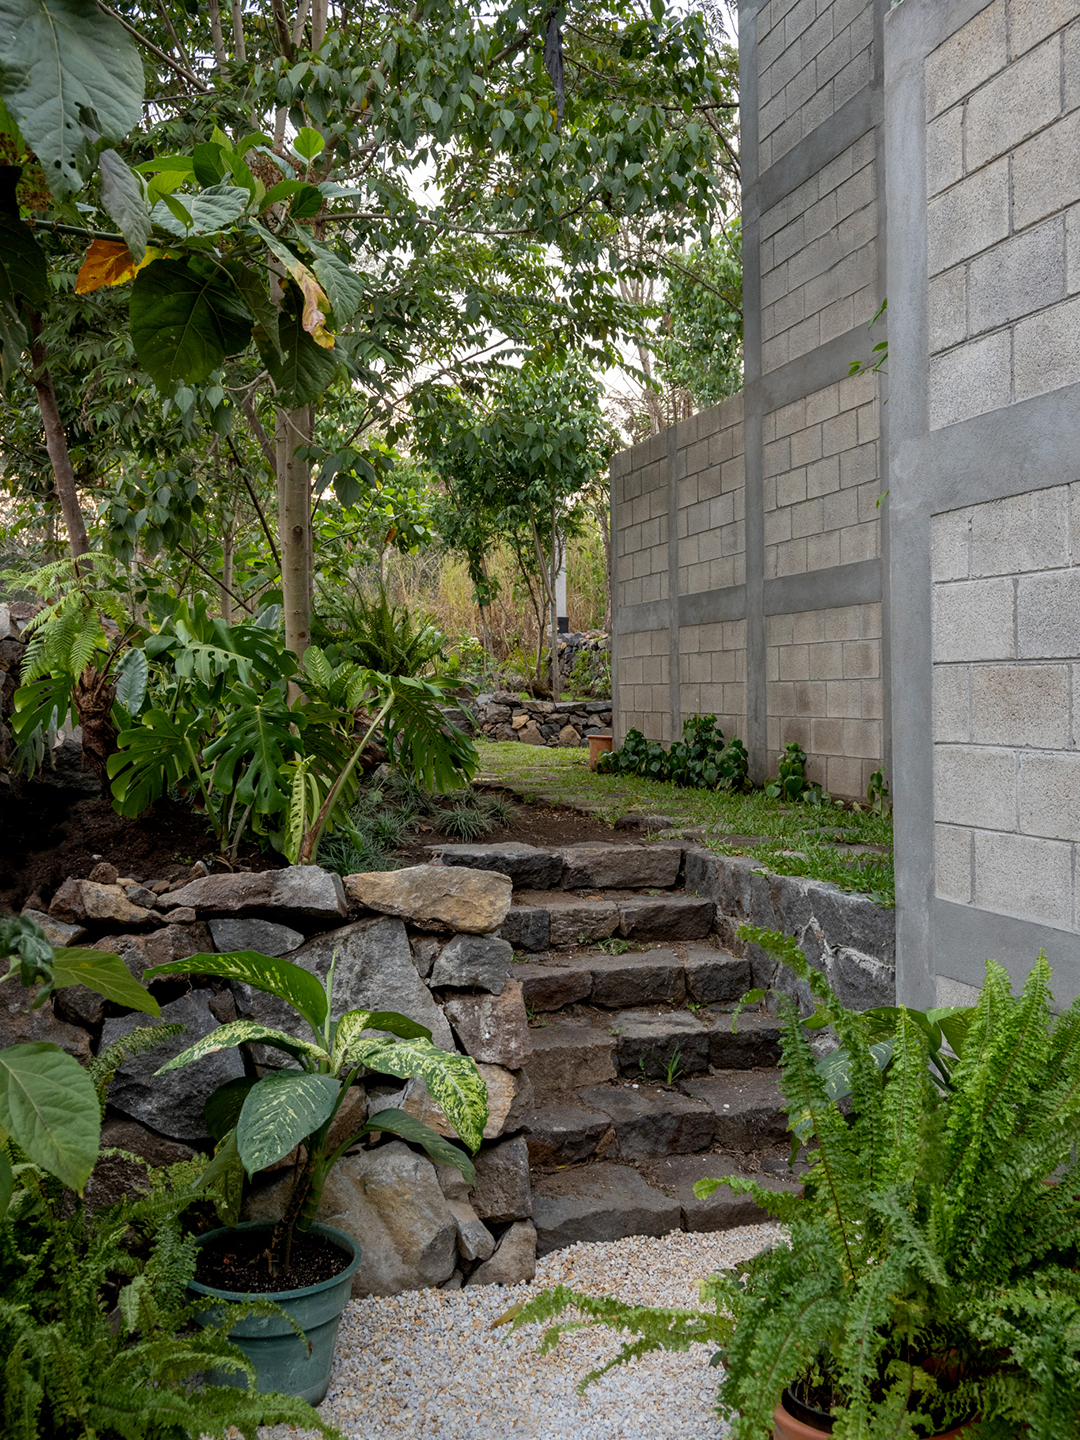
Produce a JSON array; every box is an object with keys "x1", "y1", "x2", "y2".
[{"x1": 476, "y1": 741, "x2": 894, "y2": 907}]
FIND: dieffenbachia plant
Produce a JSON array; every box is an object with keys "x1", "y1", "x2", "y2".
[{"x1": 145, "y1": 948, "x2": 487, "y2": 1267}]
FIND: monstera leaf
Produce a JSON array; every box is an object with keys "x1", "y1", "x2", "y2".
[{"x1": 0, "y1": 0, "x2": 143, "y2": 196}]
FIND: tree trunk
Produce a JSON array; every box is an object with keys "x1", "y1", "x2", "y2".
[
  {"x1": 28, "y1": 311, "x2": 89, "y2": 564},
  {"x1": 221, "y1": 519, "x2": 234, "y2": 624},
  {"x1": 278, "y1": 403, "x2": 312, "y2": 664},
  {"x1": 230, "y1": 0, "x2": 246, "y2": 59},
  {"x1": 207, "y1": 0, "x2": 228, "y2": 66},
  {"x1": 549, "y1": 501, "x2": 561, "y2": 701},
  {"x1": 597, "y1": 498, "x2": 612, "y2": 634}
]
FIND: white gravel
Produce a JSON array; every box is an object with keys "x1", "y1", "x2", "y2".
[{"x1": 260, "y1": 1222, "x2": 782, "y2": 1440}]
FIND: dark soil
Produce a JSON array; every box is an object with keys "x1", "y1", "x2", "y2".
[
  {"x1": 0, "y1": 789, "x2": 283, "y2": 912},
  {"x1": 396, "y1": 792, "x2": 632, "y2": 864},
  {"x1": 194, "y1": 1227, "x2": 351, "y2": 1293}
]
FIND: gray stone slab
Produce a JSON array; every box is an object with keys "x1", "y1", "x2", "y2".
[
  {"x1": 638, "y1": 1153, "x2": 800, "y2": 1233},
  {"x1": 708, "y1": 1011, "x2": 783, "y2": 1070},
  {"x1": 430, "y1": 843, "x2": 564, "y2": 890},
  {"x1": 470, "y1": 1135, "x2": 532, "y2": 1223},
  {"x1": 514, "y1": 892, "x2": 620, "y2": 947},
  {"x1": 532, "y1": 1163, "x2": 682, "y2": 1255},
  {"x1": 613, "y1": 1011, "x2": 711, "y2": 1079},
  {"x1": 558, "y1": 844, "x2": 682, "y2": 890},
  {"x1": 587, "y1": 949, "x2": 685, "y2": 1007},
  {"x1": 682, "y1": 947, "x2": 753, "y2": 1004},
  {"x1": 208, "y1": 917, "x2": 304, "y2": 956},
  {"x1": 523, "y1": 1024, "x2": 617, "y2": 1103},
  {"x1": 617, "y1": 896, "x2": 714, "y2": 941},
  {"x1": 515, "y1": 960, "x2": 593, "y2": 1011},
  {"x1": 680, "y1": 1070, "x2": 789, "y2": 1150},
  {"x1": 164, "y1": 865, "x2": 347, "y2": 922},
  {"x1": 523, "y1": 1105, "x2": 614, "y2": 1166},
  {"x1": 580, "y1": 1083, "x2": 715, "y2": 1160},
  {"x1": 430, "y1": 934, "x2": 514, "y2": 994},
  {"x1": 499, "y1": 906, "x2": 551, "y2": 952}
]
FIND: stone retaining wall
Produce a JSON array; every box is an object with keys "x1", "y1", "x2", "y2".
[{"x1": 471, "y1": 690, "x2": 612, "y2": 747}]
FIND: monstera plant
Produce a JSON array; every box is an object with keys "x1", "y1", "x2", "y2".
[{"x1": 145, "y1": 948, "x2": 487, "y2": 1270}]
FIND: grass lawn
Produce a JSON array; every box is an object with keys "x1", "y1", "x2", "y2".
[{"x1": 475, "y1": 740, "x2": 894, "y2": 908}]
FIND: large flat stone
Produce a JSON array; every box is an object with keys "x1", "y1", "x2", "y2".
[
  {"x1": 164, "y1": 866, "x2": 347, "y2": 923},
  {"x1": 558, "y1": 844, "x2": 681, "y2": 890},
  {"x1": 523, "y1": 1024, "x2": 617, "y2": 1103},
  {"x1": 680, "y1": 1070, "x2": 789, "y2": 1149},
  {"x1": 531, "y1": 1163, "x2": 682, "y2": 1256},
  {"x1": 580, "y1": 1083, "x2": 714, "y2": 1161},
  {"x1": 523, "y1": 1105, "x2": 613, "y2": 1166},
  {"x1": 708, "y1": 1012, "x2": 783, "y2": 1070},
  {"x1": 49, "y1": 878, "x2": 156, "y2": 928},
  {"x1": 638, "y1": 1153, "x2": 800, "y2": 1232},
  {"x1": 346, "y1": 865, "x2": 511, "y2": 934},
  {"x1": 499, "y1": 906, "x2": 551, "y2": 952},
  {"x1": 0, "y1": 991, "x2": 91, "y2": 1061},
  {"x1": 431, "y1": 843, "x2": 563, "y2": 889},
  {"x1": 208, "y1": 917, "x2": 304, "y2": 956},
  {"x1": 21, "y1": 907, "x2": 86, "y2": 947},
  {"x1": 442, "y1": 980, "x2": 531, "y2": 1068},
  {"x1": 588, "y1": 949, "x2": 685, "y2": 1007},
  {"x1": 613, "y1": 1011, "x2": 711, "y2": 1079},
  {"x1": 515, "y1": 959, "x2": 593, "y2": 1011},
  {"x1": 430, "y1": 934, "x2": 513, "y2": 993},
  {"x1": 515, "y1": 892, "x2": 619, "y2": 946},
  {"x1": 101, "y1": 991, "x2": 244, "y2": 1142},
  {"x1": 470, "y1": 1135, "x2": 532, "y2": 1223},
  {"x1": 682, "y1": 946, "x2": 753, "y2": 1004},
  {"x1": 232, "y1": 917, "x2": 455, "y2": 1053},
  {"x1": 617, "y1": 895, "x2": 714, "y2": 941}
]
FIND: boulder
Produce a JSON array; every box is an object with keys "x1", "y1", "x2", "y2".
[
  {"x1": 445, "y1": 1196, "x2": 496, "y2": 1263},
  {"x1": 432, "y1": 843, "x2": 563, "y2": 890},
  {"x1": 20, "y1": 907, "x2": 86, "y2": 947},
  {"x1": 517, "y1": 722, "x2": 545, "y2": 745},
  {"x1": 469, "y1": 1135, "x2": 532, "y2": 1223},
  {"x1": 163, "y1": 866, "x2": 347, "y2": 922},
  {"x1": 345, "y1": 865, "x2": 511, "y2": 935},
  {"x1": 160, "y1": 907, "x2": 197, "y2": 926},
  {"x1": 232, "y1": 916, "x2": 455, "y2": 1054},
  {"x1": 207, "y1": 917, "x2": 304, "y2": 956},
  {"x1": 90, "y1": 923, "x2": 214, "y2": 985},
  {"x1": 0, "y1": 992, "x2": 91, "y2": 1061},
  {"x1": 429, "y1": 934, "x2": 513, "y2": 993},
  {"x1": 49, "y1": 879, "x2": 156, "y2": 928},
  {"x1": 246, "y1": 1141, "x2": 458, "y2": 1297},
  {"x1": 53, "y1": 982, "x2": 105, "y2": 1029},
  {"x1": 557, "y1": 725, "x2": 580, "y2": 746},
  {"x1": 100, "y1": 991, "x2": 245, "y2": 1142},
  {"x1": 466, "y1": 1220, "x2": 537, "y2": 1286},
  {"x1": 442, "y1": 980, "x2": 531, "y2": 1068},
  {"x1": 100, "y1": 1116, "x2": 196, "y2": 1168},
  {"x1": 88, "y1": 862, "x2": 119, "y2": 884}
]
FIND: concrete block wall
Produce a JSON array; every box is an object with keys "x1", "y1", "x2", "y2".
[
  {"x1": 888, "y1": 0, "x2": 1080, "y2": 1008},
  {"x1": 924, "y1": 0, "x2": 1080, "y2": 429}
]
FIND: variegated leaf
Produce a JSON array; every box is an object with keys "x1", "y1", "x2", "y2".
[
  {"x1": 349, "y1": 1037, "x2": 487, "y2": 1152},
  {"x1": 144, "y1": 951, "x2": 328, "y2": 1035},
  {"x1": 364, "y1": 1108, "x2": 476, "y2": 1185},
  {"x1": 330, "y1": 1008, "x2": 432, "y2": 1073},
  {"x1": 237, "y1": 1070, "x2": 339, "y2": 1175},
  {"x1": 153, "y1": 1019, "x2": 329, "y2": 1074}
]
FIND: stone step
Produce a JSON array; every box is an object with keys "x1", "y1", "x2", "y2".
[
  {"x1": 578, "y1": 1082, "x2": 714, "y2": 1161},
  {"x1": 612, "y1": 1010, "x2": 713, "y2": 1078},
  {"x1": 428, "y1": 841, "x2": 682, "y2": 892},
  {"x1": 522, "y1": 1023, "x2": 617, "y2": 1104},
  {"x1": 514, "y1": 946, "x2": 752, "y2": 1012},
  {"x1": 506, "y1": 891, "x2": 713, "y2": 949},
  {"x1": 636, "y1": 1153, "x2": 802, "y2": 1232},
  {"x1": 679, "y1": 1069, "x2": 789, "y2": 1149}
]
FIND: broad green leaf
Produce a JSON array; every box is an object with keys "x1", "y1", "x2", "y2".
[
  {"x1": 0, "y1": 1146, "x2": 12, "y2": 1219},
  {"x1": 107, "y1": 707, "x2": 199, "y2": 816},
  {"x1": 290, "y1": 184, "x2": 323, "y2": 219},
  {"x1": 98, "y1": 148, "x2": 150, "y2": 261},
  {"x1": 292, "y1": 126, "x2": 325, "y2": 160},
  {"x1": 305, "y1": 238, "x2": 365, "y2": 322},
  {"x1": 0, "y1": 1042, "x2": 100, "y2": 1191},
  {"x1": 0, "y1": 0, "x2": 143, "y2": 196},
  {"x1": 149, "y1": 184, "x2": 250, "y2": 236},
  {"x1": 49, "y1": 947, "x2": 159, "y2": 1017},
  {"x1": 153, "y1": 1018, "x2": 329, "y2": 1073},
  {"x1": 204, "y1": 1075, "x2": 259, "y2": 1142},
  {"x1": 331, "y1": 1008, "x2": 432, "y2": 1074},
  {"x1": 0, "y1": 211, "x2": 46, "y2": 306},
  {"x1": 113, "y1": 645, "x2": 148, "y2": 717},
  {"x1": 349, "y1": 1037, "x2": 487, "y2": 1152},
  {"x1": 237, "y1": 1070, "x2": 338, "y2": 1174},
  {"x1": 145, "y1": 951, "x2": 328, "y2": 1034},
  {"x1": 364, "y1": 1108, "x2": 476, "y2": 1185},
  {"x1": 267, "y1": 285, "x2": 339, "y2": 405},
  {"x1": 225, "y1": 260, "x2": 281, "y2": 357},
  {"x1": 197, "y1": 1127, "x2": 244, "y2": 1224},
  {"x1": 129, "y1": 256, "x2": 253, "y2": 389}
]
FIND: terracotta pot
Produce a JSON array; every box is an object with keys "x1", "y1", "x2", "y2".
[
  {"x1": 773, "y1": 1399, "x2": 972, "y2": 1439},
  {"x1": 588, "y1": 731, "x2": 613, "y2": 770}
]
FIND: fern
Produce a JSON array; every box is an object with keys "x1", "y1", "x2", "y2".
[{"x1": 89, "y1": 1024, "x2": 183, "y2": 1108}]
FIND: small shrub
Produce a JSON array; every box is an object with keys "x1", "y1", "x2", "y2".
[
  {"x1": 566, "y1": 645, "x2": 611, "y2": 698},
  {"x1": 765, "y1": 741, "x2": 825, "y2": 804},
  {"x1": 597, "y1": 715, "x2": 751, "y2": 792}
]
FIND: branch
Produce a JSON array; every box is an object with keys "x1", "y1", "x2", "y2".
[
  {"x1": 227, "y1": 434, "x2": 281, "y2": 569},
  {"x1": 241, "y1": 394, "x2": 278, "y2": 472},
  {"x1": 174, "y1": 542, "x2": 255, "y2": 613}
]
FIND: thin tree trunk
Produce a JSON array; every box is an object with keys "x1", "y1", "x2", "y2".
[
  {"x1": 28, "y1": 311, "x2": 89, "y2": 564},
  {"x1": 278, "y1": 404, "x2": 312, "y2": 665},
  {"x1": 549, "y1": 500, "x2": 560, "y2": 701},
  {"x1": 230, "y1": 0, "x2": 246, "y2": 59},
  {"x1": 311, "y1": 0, "x2": 328, "y2": 49},
  {"x1": 207, "y1": 0, "x2": 228, "y2": 66},
  {"x1": 221, "y1": 519, "x2": 235, "y2": 624}
]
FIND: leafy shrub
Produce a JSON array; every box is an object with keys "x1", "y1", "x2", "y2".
[
  {"x1": 765, "y1": 740, "x2": 825, "y2": 804},
  {"x1": 597, "y1": 715, "x2": 750, "y2": 792},
  {"x1": 566, "y1": 645, "x2": 610, "y2": 698},
  {"x1": 316, "y1": 585, "x2": 446, "y2": 677}
]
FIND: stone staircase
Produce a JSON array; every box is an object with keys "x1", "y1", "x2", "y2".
[{"x1": 428, "y1": 840, "x2": 802, "y2": 1256}]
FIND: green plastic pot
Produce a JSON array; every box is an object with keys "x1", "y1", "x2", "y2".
[{"x1": 189, "y1": 1221, "x2": 361, "y2": 1405}]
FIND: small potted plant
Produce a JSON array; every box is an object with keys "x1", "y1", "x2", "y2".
[
  {"x1": 146, "y1": 948, "x2": 487, "y2": 1403},
  {"x1": 509, "y1": 928, "x2": 1080, "y2": 1439}
]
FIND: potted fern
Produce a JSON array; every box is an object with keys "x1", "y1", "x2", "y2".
[
  {"x1": 145, "y1": 947, "x2": 487, "y2": 1403},
  {"x1": 509, "y1": 929, "x2": 1080, "y2": 1440}
]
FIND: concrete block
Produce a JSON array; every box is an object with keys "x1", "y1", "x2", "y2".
[
  {"x1": 1017, "y1": 569, "x2": 1080, "y2": 657},
  {"x1": 928, "y1": 265, "x2": 967, "y2": 353},
  {"x1": 926, "y1": 104, "x2": 964, "y2": 197},
  {"x1": 973, "y1": 831, "x2": 1074, "y2": 927},
  {"x1": 970, "y1": 485, "x2": 1071, "y2": 577},
  {"x1": 924, "y1": 0, "x2": 1006, "y2": 118},
  {"x1": 1009, "y1": 0, "x2": 1080, "y2": 59},
  {"x1": 933, "y1": 745, "x2": 1017, "y2": 830},
  {"x1": 931, "y1": 508, "x2": 971, "y2": 581},
  {"x1": 932, "y1": 577, "x2": 1015, "y2": 661},
  {"x1": 927, "y1": 159, "x2": 1009, "y2": 276},
  {"x1": 928, "y1": 332, "x2": 1012, "y2": 430},
  {"x1": 1012, "y1": 109, "x2": 1080, "y2": 233},
  {"x1": 969, "y1": 662, "x2": 1070, "y2": 748},
  {"x1": 933, "y1": 665, "x2": 971, "y2": 742},
  {"x1": 1017, "y1": 751, "x2": 1080, "y2": 840},
  {"x1": 935, "y1": 823, "x2": 973, "y2": 903},
  {"x1": 1014, "y1": 295, "x2": 1080, "y2": 402},
  {"x1": 964, "y1": 37, "x2": 1063, "y2": 171},
  {"x1": 968, "y1": 221, "x2": 1067, "y2": 336}
]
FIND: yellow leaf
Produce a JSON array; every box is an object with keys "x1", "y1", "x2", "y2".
[
  {"x1": 287, "y1": 259, "x2": 335, "y2": 349},
  {"x1": 75, "y1": 240, "x2": 162, "y2": 294}
]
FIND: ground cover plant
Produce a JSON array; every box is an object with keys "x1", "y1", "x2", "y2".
[
  {"x1": 478, "y1": 742, "x2": 894, "y2": 905},
  {"x1": 509, "y1": 931, "x2": 1080, "y2": 1440}
]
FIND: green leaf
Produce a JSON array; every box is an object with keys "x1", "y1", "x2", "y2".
[
  {"x1": 153, "y1": 1018, "x2": 329, "y2": 1073},
  {"x1": 237, "y1": 1069, "x2": 338, "y2": 1174},
  {"x1": 330, "y1": 1007, "x2": 432, "y2": 1073},
  {"x1": 49, "y1": 947, "x2": 160, "y2": 1017},
  {"x1": 129, "y1": 255, "x2": 253, "y2": 389},
  {"x1": 197, "y1": 1127, "x2": 244, "y2": 1225},
  {"x1": 204, "y1": 1075, "x2": 259, "y2": 1142},
  {"x1": 149, "y1": 183, "x2": 250, "y2": 236},
  {"x1": 144, "y1": 951, "x2": 328, "y2": 1035},
  {"x1": 107, "y1": 707, "x2": 198, "y2": 816},
  {"x1": 224, "y1": 260, "x2": 281, "y2": 357},
  {"x1": 266, "y1": 285, "x2": 339, "y2": 405},
  {"x1": 0, "y1": 211, "x2": 46, "y2": 306},
  {"x1": 364, "y1": 1108, "x2": 476, "y2": 1185},
  {"x1": 348, "y1": 1036, "x2": 487, "y2": 1152},
  {"x1": 0, "y1": 0, "x2": 143, "y2": 196},
  {"x1": 290, "y1": 184, "x2": 322, "y2": 219},
  {"x1": 305, "y1": 238, "x2": 364, "y2": 322},
  {"x1": 98, "y1": 148, "x2": 149, "y2": 261},
  {"x1": 292, "y1": 126, "x2": 325, "y2": 160},
  {"x1": 0, "y1": 1146, "x2": 12, "y2": 1220},
  {"x1": 113, "y1": 645, "x2": 147, "y2": 716},
  {"x1": 0, "y1": 1042, "x2": 100, "y2": 1191}
]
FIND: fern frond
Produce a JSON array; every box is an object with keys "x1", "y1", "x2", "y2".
[{"x1": 89, "y1": 1024, "x2": 183, "y2": 1106}]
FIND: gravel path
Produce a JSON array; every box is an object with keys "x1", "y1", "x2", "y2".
[{"x1": 261, "y1": 1222, "x2": 782, "y2": 1440}]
